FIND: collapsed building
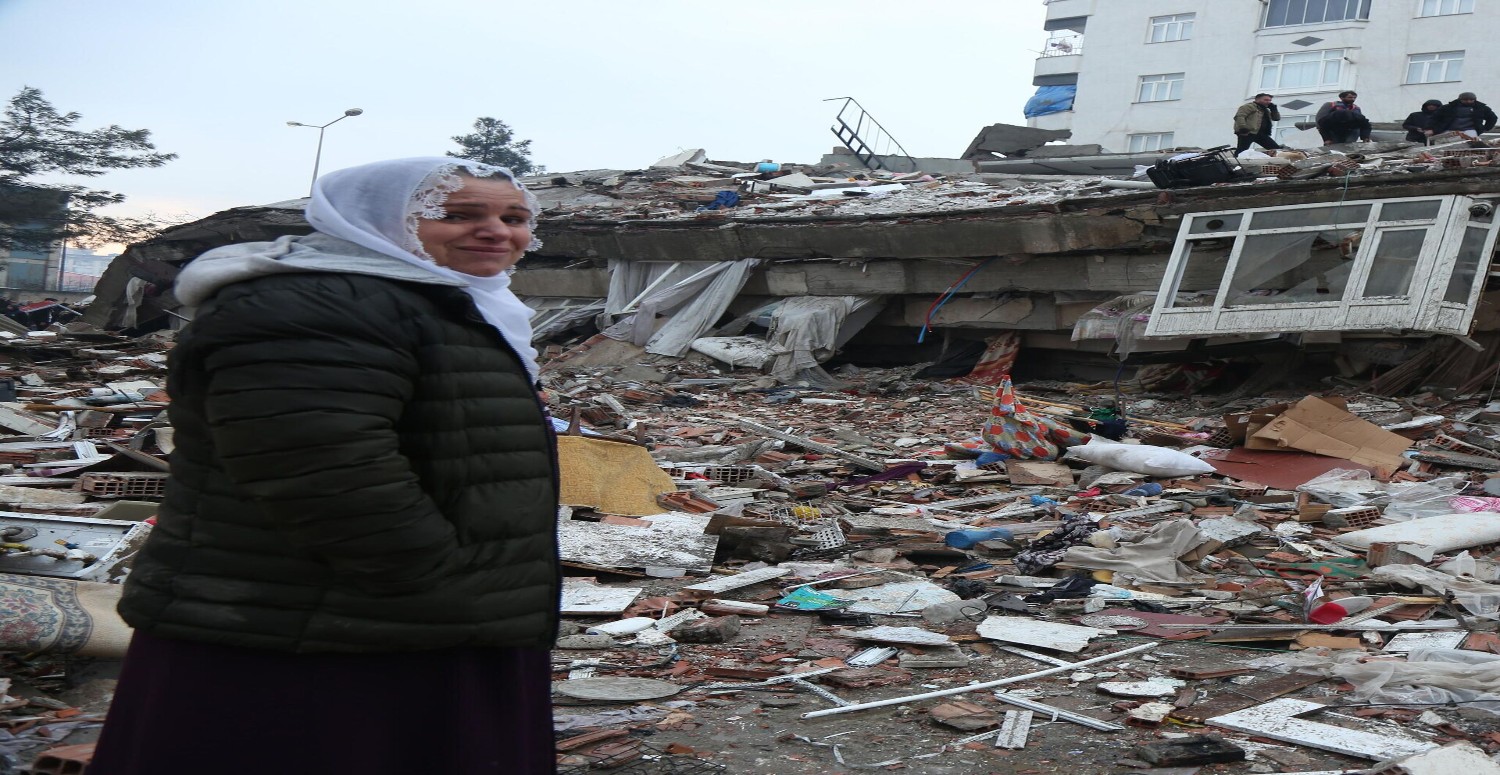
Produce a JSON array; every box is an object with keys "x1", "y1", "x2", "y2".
[{"x1": 82, "y1": 133, "x2": 1500, "y2": 396}]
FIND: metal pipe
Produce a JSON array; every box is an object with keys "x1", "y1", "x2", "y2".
[{"x1": 801, "y1": 642, "x2": 1156, "y2": 719}]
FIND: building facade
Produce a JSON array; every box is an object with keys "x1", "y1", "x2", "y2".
[{"x1": 1029, "y1": 0, "x2": 1491, "y2": 153}]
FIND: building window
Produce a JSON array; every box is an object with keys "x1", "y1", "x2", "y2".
[
  {"x1": 1264, "y1": 0, "x2": 1371, "y2": 27},
  {"x1": 1259, "y1": 49, "x2": 1345, "y2": 91},
  {"x1": 1128, "y1": 132, "x2": 1176, "y2": 153},
  {"x1": 1149, "y1": 13, "x2": 1195, "y2": 42},
  {"x1": 1137, "y1": 73, "x2": 1185, "y2": 102},
  {"x1": 1407, "y1": 51, "x2": 1465, "y2": 83},
  {"x1": 1419, "y1": 0, "x2": 1474, "y2": 15},
  {"x1": 1146, "y1": 195, "x2": 1500, "y2": 338}
]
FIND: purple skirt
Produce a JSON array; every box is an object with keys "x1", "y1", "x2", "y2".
[{"x1": 87, "y1": 631, "x2": 555, "y2": 775}]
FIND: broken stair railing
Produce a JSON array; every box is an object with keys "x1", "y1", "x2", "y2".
[{"x1": 823, "y1": 97, "x2": 916, "y2": 174}]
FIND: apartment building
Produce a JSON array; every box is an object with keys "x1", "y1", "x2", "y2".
[{"x1": 1028, "y1": 0, "x2": 1491, "y2": 153}]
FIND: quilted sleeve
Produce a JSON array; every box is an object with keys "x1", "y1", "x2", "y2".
[{"x1": 192, "y1": 279, "x2": 465, "y2": 596}]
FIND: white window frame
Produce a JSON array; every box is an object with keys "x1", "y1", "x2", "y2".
[
  {"x1": 1406, "y1": 51, "x2": 1465, "y2": 84},
  {"x1": 1419, "y1": 0, "x2": 1474, "y2": 16},
  {"x1": 1145, "y1": 195, "x2": 1500, "y2": 338},
  {"x1": 1128, "y1": 132, "x2": 1176, "y2": 153},
  {"x1": 1263, "y1": 0, "x2": 1371, "y2": 27},
  {"x1": 1148, "y1": 13, "x2": 1195, "y2": 43},
  {"x1": 1137, "y1": 73, "x2": 1185, "y2": 103},
  {"x1": 1259, "y1": 49, "x2": 1346, "y2": 92}
]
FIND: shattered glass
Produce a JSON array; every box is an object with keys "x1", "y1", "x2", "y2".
[{"x1": 1224, "y1": 230, "x2": 1352, "y2": 306}]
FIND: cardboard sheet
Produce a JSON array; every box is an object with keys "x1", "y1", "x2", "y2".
[
  {"x1": 1198, "y1": 447, "x2": 1377, "y2": 490},
  {"x1": 1247, "y1": 396, "x2": 1410, "y2": 474}
]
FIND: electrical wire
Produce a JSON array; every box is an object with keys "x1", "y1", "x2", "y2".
[{"x1": 918, "y1": 258, "x2": 997, "y2": 344}]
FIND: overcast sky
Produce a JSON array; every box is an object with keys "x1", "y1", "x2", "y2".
[{"x1": 2, "y1": 0, "x2": 1047, "y2": 236}]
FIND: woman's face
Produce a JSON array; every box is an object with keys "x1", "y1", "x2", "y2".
[{"x1": 415, "y1": 177, "x2": 533, "y2": 276}]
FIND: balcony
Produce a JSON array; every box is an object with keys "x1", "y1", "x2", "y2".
[{"x1": 1039, "y1": 33, "x2": 1083, "y2": 58}]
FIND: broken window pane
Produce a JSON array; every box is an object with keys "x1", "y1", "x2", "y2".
[
  {"x1": 1189, "y1": 214, "x2": 1242, "y2": 234},
  {"x1": 1250, "y1": 205, "x2": 1370, "y2": 230},
  {"x1": 1379, "y1": 201, "x2": 1442, "y2": 221},
  {"x1": 1361, "y1": 229, "x2": 1426, "y2": 298},
  {"x1": 1445, "y1": 225, "x2": 1490, "y2": 303},
  {"x1": 1167, "y1": 240, "x2": 1232, "y2": 306},
  {"x1": 1225, "y1": 231, "x2": 1351, "y2": 306}
]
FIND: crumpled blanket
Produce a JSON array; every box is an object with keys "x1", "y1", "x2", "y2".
[
  {"x1": 1015, "y1": 513, "x2": 1097, "y2": 575},
  {"x1": 1060, "y1": 518, "x2": 1210, "y2": 583}
]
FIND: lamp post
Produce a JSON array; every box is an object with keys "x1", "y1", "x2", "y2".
[{"x1": 286, "y1": 108, "x2": 364, "y2": 197}]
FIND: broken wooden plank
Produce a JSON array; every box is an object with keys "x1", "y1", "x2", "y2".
[
  {"x1": 1206, "y1": 699, "x2": 1435, "y2": 761},
  {"x1": 680, "y1": 566, "x2": 791, "y2": 598},
  {"x1": 1171, "y1": 672, "x2": 1326, "y2": 724},
  {"x1": 992, "y1": 691, "x2": 1122, "y2": 732},
  {"x1": 559, "y1": 582, "x2": 643, "y2": 615},
  {"x1": 976, "y1": 616, "x2": 1114, "y2": 653},
  {"x1": 734, "y1": 418, "x2": 885, "y2": 472},
  {"x1": 995, "y1": 710, "x2": 1033, "y2": 749}
]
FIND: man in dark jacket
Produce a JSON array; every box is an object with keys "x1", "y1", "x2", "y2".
[
  {"x1": 1233, "y1": 93, "x2": 1282, "y2": 154},
  {"x1": 1316, "y1": 90, "x2": 1372, "y2": 144},
  {"x1": 1433, "y1": 92, "x2": 1498, "y2": 138},
  {"x1": 1403, "y1": 99, "x2": 1444, "y2": 142}
]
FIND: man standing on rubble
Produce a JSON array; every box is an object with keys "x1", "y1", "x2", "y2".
[
  {"x1": 1403, "y1": 99, "x2": 1445, "y2": 142},
  {"x1": 1233, "y1": 94, "x2": 1282, "y2": 154},
  {"x1": 1316, "y1": 91, "x2": 1372, "y2": 144},
  {"x1": 1433, "y1": 92, "x2": 1498, "y2": 139}
]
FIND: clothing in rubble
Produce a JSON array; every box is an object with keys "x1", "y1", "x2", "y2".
[{"x1": 1014, "y1": 512, "x2": 1098, "y2": 575}]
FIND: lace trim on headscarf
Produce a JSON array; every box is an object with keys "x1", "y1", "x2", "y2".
[{"x1": 402, "y1": 162, "x2": 544, "y2": 261}]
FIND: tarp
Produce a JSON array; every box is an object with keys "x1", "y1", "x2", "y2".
[
  {"x1": 1024, "y1": 85, "x2": 1076, "y2": 119},
  {"x1": 763, "y1": 296, "x2": 883, "y2": 382},
  {"x1": 600, "y1": 259, "x2": 760, "y2": 357}
]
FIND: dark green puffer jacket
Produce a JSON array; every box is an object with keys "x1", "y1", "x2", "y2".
[{"x1": 118, "y1": 268, "x2": 560, "y2": 653}]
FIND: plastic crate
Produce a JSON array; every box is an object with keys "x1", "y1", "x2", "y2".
[{"x1": 79, "y1": 472, "x2": 169, "y2": 499}]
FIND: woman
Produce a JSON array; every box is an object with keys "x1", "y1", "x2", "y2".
[{"x1": 88, "y1": 158, "x2": 560, "y2": 774}]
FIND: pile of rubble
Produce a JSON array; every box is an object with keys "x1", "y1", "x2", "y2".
[
  {"x1": 0, "y1": 321, "x2": 169, "y2": 771},
  {"x1": 540, "y1": 356, "x2": 1500, "y2": 773},
  {"x1": 524, "y1": 135, "x2": 1500, "y2": 229},
  {"x1": 522, "y1": 148, "x2": 1116, "y2": 227},
  {"x1": 11, "y1": 312, "x2": 1500, "y2": 772}
]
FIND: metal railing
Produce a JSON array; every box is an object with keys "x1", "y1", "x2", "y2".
[
  {"x1": 823, "y1": 97, "x2": 917, "y2": 173},
  {"x1": 1039, "y1": 34, "x2": 1083, "y2": 57}
]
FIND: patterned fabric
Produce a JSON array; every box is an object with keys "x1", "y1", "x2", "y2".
[
  {"x1": 981, "y1": 377, "x2": 1090, "y2": 460},
  {"x1": 0, "y1": 573, "x2": 97, "y2": 654},
  {"x1": 954, "y1": 332, "x2": 1021, "y2": 385},
  {"x1": 1451, "y1": 496, "x2": 1500, "y2": 513},
  {"x1": 1014, "y1": 513, "x2": 1098, "y2": 575}
]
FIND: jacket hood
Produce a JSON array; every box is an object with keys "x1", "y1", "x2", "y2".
[{"x1": 174, "y1": 232, "x2": 466, "y2": 309}]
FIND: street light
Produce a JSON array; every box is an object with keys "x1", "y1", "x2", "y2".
[{"x1": 286, "y1": 108, "x2": 364, "y2": 197}]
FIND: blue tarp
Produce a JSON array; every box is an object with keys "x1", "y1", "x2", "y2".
[{"x1": 1024, "y1": 85, "x2": 1076, "y2": 118}]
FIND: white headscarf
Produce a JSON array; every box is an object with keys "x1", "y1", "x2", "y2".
[{"x1": 306, "y1": 157, "x2": 542, "y2": 382}]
